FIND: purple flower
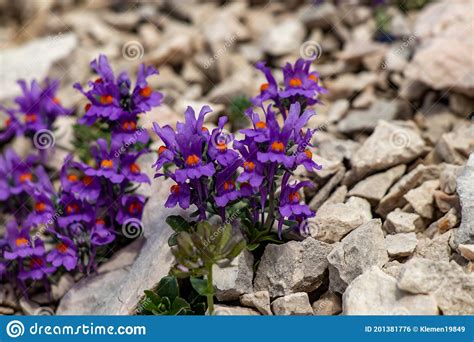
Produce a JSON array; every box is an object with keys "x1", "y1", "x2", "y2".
[
  {"x1": 24, "y1": 191, "x2": 56, "y2": 228},
  {"x1": 0, "y1": 106, "x2": 21, "y2": 143},
  {"x1": 14, "y1": 78, "x2": 71, "y2": 134},
  {"x1": 121, "y1": 152, "x2": 150, "y2": 184},
  {"x1": 207, "y1": 117, "x2": 240, "y2": 167},
  {"x1": 3, "y1": 221, "x2": 43, "y2": 260},
  {"x1": 46, "y1": 236, "x2": 78, "y2": 271},
  {"x1": 252, "y1": 62, "x2": 279, "y2": 106},
  {"x1": 57, "y1": 194, "x2": 94, "y2": 227},
  {"x1": 279, "y1": 59, "x2": 326, "y2": 106},
  {"x1": 60, "y1": 154, "x2": 101, "y2": 202},
  {"x1": 164, "y1": 176, "x2": 191, "y2": 209},
  {"x1": 19, "y1": 252, "x2": 56, "y2": 281},
  {"x1": 278, "y1": 174, "x2": 315, "y2": 237},
  {"x1": 91, "y1": 219, "x2": 115, "y2": 246},
  {"x1": 234, "y1": 140, "x2": 265, "y2": 188},
  {"x1": 75, "y1": 54, "x2": 162, "y2": 125},
  {"x1": 116, "y1": 195, "x2": 145, "y2": 225},
  {"x1": 0, "y1": 149, "x2": 38, "y2": 199},
  {"x1": 85, "y1": 139, "x2": 124, "y2": 184},
  {"x1": 214, "y1": 161, "x2": 242, "y2": 207},
  {"x1": 111, "y1": 115, "x2": 149, "y2": 151}
]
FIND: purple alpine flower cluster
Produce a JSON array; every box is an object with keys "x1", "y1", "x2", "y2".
[
  {"x1": 154, "y1": 58, "x2": 325, "y2": 237},
  {"x1": 0, "y1": 55, "x2": 162, "y2": 291}
]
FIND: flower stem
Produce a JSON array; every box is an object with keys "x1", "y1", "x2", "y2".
[{"x1": 206, "y1": 264, "x2": 214, "y2": 315}]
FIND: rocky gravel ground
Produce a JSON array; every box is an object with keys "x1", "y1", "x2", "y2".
[{"x1": 0, "y1": 0, "x2": 473, "y2": 315}]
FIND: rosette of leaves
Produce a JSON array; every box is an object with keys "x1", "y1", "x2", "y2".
[
  {"x1": 139, "y1": 276, "x2": 205, "y2": 315},
  {"x1": 170, "y1": 221, "x2": 246, "y2": 315}
]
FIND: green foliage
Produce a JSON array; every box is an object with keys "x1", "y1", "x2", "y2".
[
  {"x1": 228, "y1": 96, "x2": 251, "y2": 130},
  {"x1": 397, "y1": 0, "x2": 432, "y2": 11},
  {"x1": 170, "y1": 222, "x2": 246, "y2": 278},
  {"x1": 138, "y1": 276, "x2": 205, "y2": 315},
  {"x1": 72, "y1": 123, "x2": 110, "y2": 163},
  {"x1": 166, "y1": 215, "x2": 193, "y2": 246}
]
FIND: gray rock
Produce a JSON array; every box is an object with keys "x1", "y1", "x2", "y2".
[
  {"x1": 271, "y1": 293, "x2": 313, "y2": 316},
  {"x1": 213, "y1": 304, "x2": 260, "y2": 316},
  {"x1": 317, "y1": 139, "x2": 361, "y2": 163},
  {"x1": 309, "y1": 166, "x2": 345, "y2": 210},
  {"x1": 436, "y1": 124, "x2": 474, "y2": 165},
  {"x1": 343, "y1": 267, "x2": 438, "y2": 315},
  {"x1": 345, "y1": 197, "x2": 373, "y2": 222},
  {"x1": 351, "y1": 120, "x2": 426, "y2": 180},
  {"x1": 415, "y1": 231, "x2": 452, "y2": 262},
  {"x1": 254, "y1": 237, "x2": 333, "y2": 298},
  {"x1": 397, "y1": 257, "x2": 474, "y2": 315},
  {"x1": 323, "y1": 185, "x2": 348, "y2": 207},
  {"x1": 403, "y1": 180, "x2": 440, "y2": 219},
  {"x1": 312, "y1": 292, "x2": 342, "y2": 316},
  {"x1": 57, "y1": 178, "x2": 179, "y2": 314},
  {"x1": 328, "y1": 219, "x2": 389, "y2": 293},
  {"x1": 325, "y1": 72, "x2": 378, "y2": 100},
  {"x1": 299, "y1": 3, "x2": 337, "y2": 29},
  {"x1": 309, "y1": 200, "x2": 370, "y2": 243},
  {"x1": 377, "y1": 164, "x2": 440, "y2": 217},
  {"x1": 427, "y1": 208, "x2": 459, "y2": 235},
  {"x1": 458, "y1": 244, "x2": 474, "y2": 261},
  {"x1": 51, "y1": 275, "x2": 75, "y2": 302},
  {"x1": 240, "y1": 291, "x2": 272, "y2": 315},
  {"x1": 327, "y1": 99, "x2": 350, "y2": 123},
  {"x1": 385, "y1": 233, "x2": 417, "y2": 258},
  {"x1": 213, "y1": 250, "x2": 254, "y2": 301},
  {"x1": 262, "y1": 18, "x2": 305, "y2": 56},
  {"x1": 453, "y1": 154, "x2": 474, "y2": 248},
  {"x1": 382, "y1": 260, "x2": 403, "y2": 279},
  {"x1": 406, "y1": 0, "x2": 474, "y2": 96},
  {"x1": 337, "y1": 100, "x2": 403, "y2": 134},
  {"x1": 348, "y1": 165, "x2": 406, "y2": 204},
  {"x1": 383, "y1": 211, "x2": 424, "y2": 233},
  {"x1": 440, "y1": 164, "x2": 463, "y2": 194},
  {"x1": 450, "y1": 92, "x2": 474, "y2": 117},
  {"x1": 0, "y1": 33, "x2": 77, "y2": 100}
]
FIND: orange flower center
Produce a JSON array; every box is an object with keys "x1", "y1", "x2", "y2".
[
  {"x1": 100, "y1": 159, "x2": 113, "y2": 169},
  {"x1": 130, "y1": 163, "x2": 141, "y2": 174},
  {"x1": 260, "y1": 83, "x2": 269, "y2": 92},
  {"x1": 256, "y1": 121, "x2": 267, "y2": 129},
  {"x1": 158, "y1": 146, "x2": 167, "y2": 155},
  {"x1": 57, "y1": 243, "x2": 68, "y2": 254},
  {"x1": 128, "y1": 202, "x2": 142, "y2": 214},
  {"x1": 94, "y1": 78, "x2": 103, "y2": 84},
  {"x1": 82, "y1": 176, "x2": 93, "y2": 186},
  {"x1": 100, "y1": 95, "x2": 113, "y2": 105},
  {"x1": 185, "y1": 154, "x2": 200, "y2": 167},
  {"x1": 35, "y1": 202, "x2": 46, "y2": 213},
  {"x1": 304, "y1": 149, "x2": 312, "y2": 159},
  {"x1": 53, "y1": 97, "x2": 61, "y2": 104},
  {"x1": 67, "y1": 174, "x2": 79, "y2": 182},
  {"x1": 122, "y1": 121, "x2": 137, "y2": 131},
  {"x1": 25, "y1": 113, "x2": 37, "y2": 123},
  {"x1": 216, "y1": 141, "x2": 227, "y2": 152},
  {"x1": 19, "y1": 172, "x2": 33, "y2": 183},
  {"x1": 4, "y1": 118, "x2": 12, "y2": 127},
  {"x1": 289, "y1": 78, "x2": 302, "y2": 87},
  {"x1": 15, "y1": 237, "x2": 29, "y2": 247},
  {"x1": 170, "y1": 184, "x2": 180, "y2": 194},
  {"x1": 85, "y1": 103, "x2": 92, "y2": 112},
  {"x1": 289, "y1": 191, "x2": 301, "y2": 203},
  {"x1": 29, "y1": 257, "x2": 43, "y2": 268},
  {"x1": 66, "y1": 203, "x2": 79, "y2": 215},
  {"x1": 243, "y1": 161, "x2": 255, "y2": 172},
  {"x1": 308, "y1": 74, "x2": 318, "y2": 83},
  {"x1": 271, "y1": 141, "x2": 285, "y2": 153},
  {"x1": 96, "y1": 219, "x2": 105, "y2": 225},
  {"x1": 201, "y1": 127, "x2": 209, "y2": 133},
  {"x1": 139, "y1": 86, "x2": 152, "y2": 97},
  {"x1": 223, "y1": 180, "x2": 235, "y2": 191}
]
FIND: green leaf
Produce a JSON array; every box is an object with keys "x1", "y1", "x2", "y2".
[
  {"x1": 143, "y1": 290, "x2": 161, "y2": 306},
  {"x1": 155, "y1": 276, "x2": 179, "y2": 300},
  {"x1": 168, "y1": 232, "x2": 179, "y2": 247},
  {"x1": 169, "y1": 297, "x2": 191, "y2": 315},
  {"x1": 190, "y1": 277, "x2": 213, "y2": 296},
  {"x1": 246, "y1": 243, "x2": 260, "y2": 251},
  {"x1": 166, "y1": 215, "x2": 191, "y2": 232}
]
